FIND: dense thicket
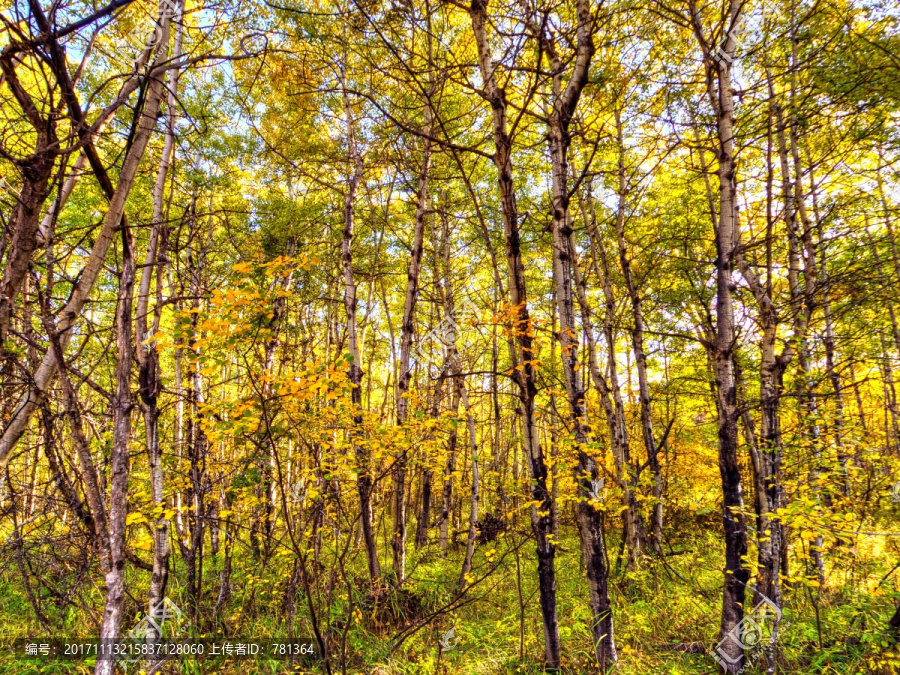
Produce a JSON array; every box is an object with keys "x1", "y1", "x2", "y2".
[{"x1": 0, "y1": 0, "x2": 899, "y2": 672}]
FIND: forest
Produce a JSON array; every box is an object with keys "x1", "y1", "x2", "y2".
[{"x1": 0, "y1": 0, "x2": 898, "y2": 672}]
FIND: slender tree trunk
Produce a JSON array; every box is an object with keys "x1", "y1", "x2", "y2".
[
  {"x1": 867, "y1": 231, "x2": 900, "y2": 449},
  {"x1": 433, "y1": 225, "x2": 481, "y2": 586},
  {"x1": 415, "y1": 212, "x2": 444, "y2": 549},
  {"x1": 877, "y1": 162, "x2": 900, "y2": 450},
  {"x1": 39, "y1": 308, "x2": 111, "y2": 570},
  {"x1": 184, "y1": 200, "x2": 208, "y2": 612},
  {"x1": 575, "y1": 189, "x2": 645, "y2": 586},
  {"x1": 439, "y1": 382, "x2": 460, "y2": 554},
  {"x1": 612, "y1": 109, "x2": 663, "y2": 554},
  {"x1": 877, "y1": 160, "x2": 900, "y2": 310},
  {"x1": 94, "y1": 206, "x2": 137, "y2": 675},
  {"x1": 394, "y1": 98, "x2": 432, "y2": 585},
  {"x1": 415, "y1": 371, "x2": 442, "y2": 548},
  {"x1": 469, "y1": 0, "x2": 560, "y2": 664},
  {"x1": 540, "y1": 7, "x2": 616, "y2": 665},
  {"x1": 458, "y1": 386, "x2": 480, "y2": 585},
  {"x1": 786, "y1": 50, "x2": 825, "y2": 585},
  {"x1": 0, "y1": 51, "x2": 58, "y2": 345},
  {"x1": 549, "y1": 298, "x2": 561, "y2": 539},
  {"x1": 141, "y1": 0, "x2": 185, "y2": 614},
  {"x1": 588, "y1": 204, "x2": 643, "y2": 568},
  {"x1": 341, "y1": 81, "x2": 380, "y2": 582},
  {"x1": 689, "y1": 3, "x2": 750, "y2": 668}
]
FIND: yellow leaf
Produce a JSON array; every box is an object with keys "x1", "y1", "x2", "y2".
[{"x1": 126, "y1": 513, "x2": 148, "y2": 526}]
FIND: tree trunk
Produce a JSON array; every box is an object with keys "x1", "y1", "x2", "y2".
[
  {"x1": 94, "y1": 203, "x2": 137, "y2": 675},
  {"x1": 184, "y1": 198, "x2": 208, "y2": 612},
  {"x1": 394, "y1": 98, "x2": 432, "y2": 585},
  {"x1": 612, "y1": 109, "x2": 663, "y2": 554},
  {"x1": 0, "y1": 46, "x2": 59, "y2": 345},
  {"x1": 586, "y1": 200, "x2": 643, "y2": 569},
  {"x1": 434, "y1": 225, "x2": 481, "y2": 587},
  {"x1": 688, "y1": 3, "x2": 750, "y2": 668},
  {"x1": 40, "y1": 308, "x2": 111, "y2": 570},
  {"x1": 439, "y1": 382, "x2": 460, "y2": 554},
  {"x1": 141, "y1": 0, "x2": 185, "y2": 615},
  {"x1": 341, "y1": 81, "x2": 380, "y2": 582},
  {"x1": 469, "y1": 0, "x2": 560, "y2": 664},
  {"x1": 541, "y1": 6, "x2": 616, "y2": 666}
]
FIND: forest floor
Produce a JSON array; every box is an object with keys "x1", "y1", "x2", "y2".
[{"x1": 0, "y1": 527, "x2": 897, "y2": 674}]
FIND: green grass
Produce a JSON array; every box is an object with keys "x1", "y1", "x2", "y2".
[{"x1": 1, "y1": 526, "x2": 898, "y2": 674}]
